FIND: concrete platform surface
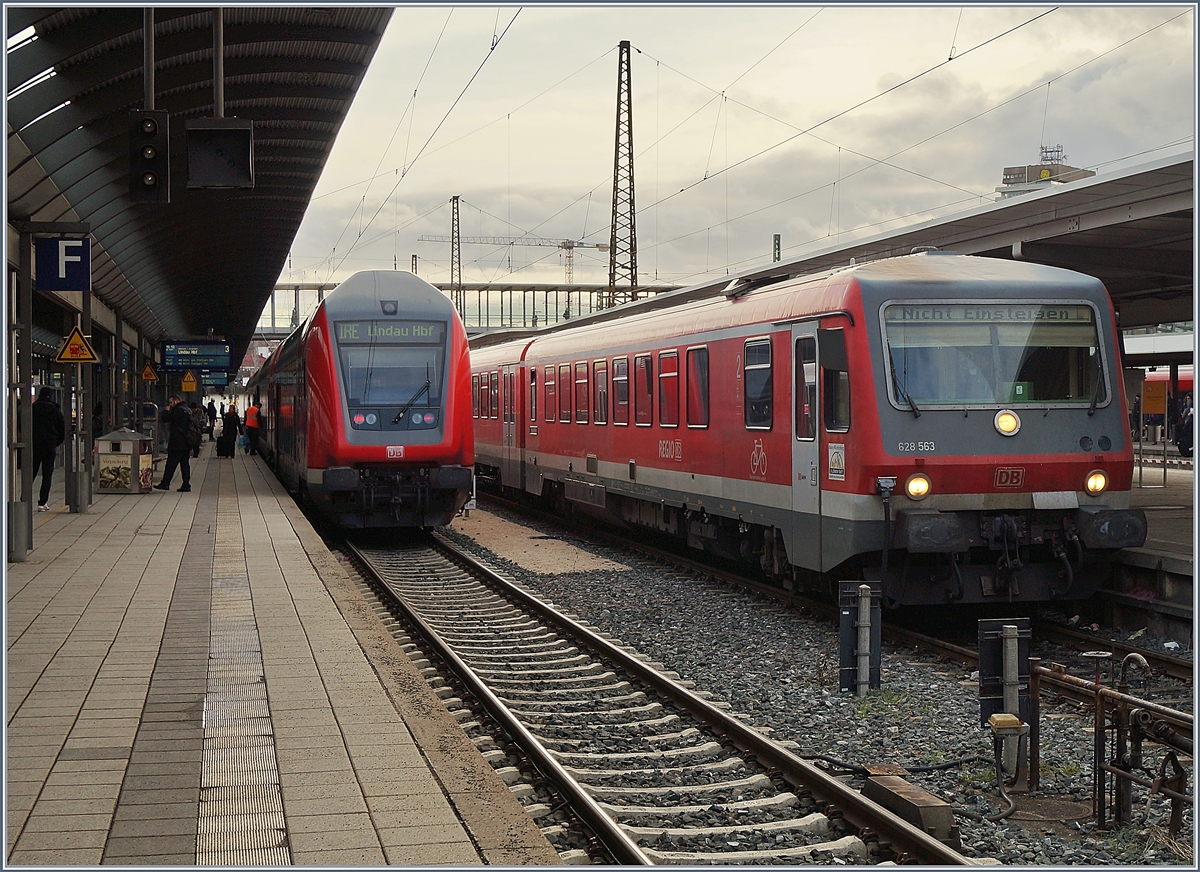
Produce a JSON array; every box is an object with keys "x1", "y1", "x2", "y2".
[{"x1": 6, "y1": 445, "x2": 559, "y2": 866}]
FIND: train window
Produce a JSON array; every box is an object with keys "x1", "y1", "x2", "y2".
[
  {"x1": 504, "y1": 371, "x2": 514, "y2": 423},
  {"x1": 744, "y1": 339, "x2": 772, "y2": 429},
  {"x1": 820, "y1": 329, "x2": 850, "y2": 432},
  {"x1": 795, "y1": 338, "x2": 816, "y2": 440},
  {"x1": 825, "y1": 370, "x2": 851, "y2": 432},
  {"x1": 530, "y1": 369, "x2": 537, "y2": 423},
  {"x1": 559, "y1": 364, "x2": 572, "y2": 422},
  {"x1": 472, "y1": 374, "x2": 480, "y2": 418},
  {"x1": 593, "y1": 360, "x2": 608, "y2": 424},
  {"x1": 634, "y1": 355, "x2": 653, "y2": 426},
  {"x1": 339, "y1": 345, "x2": 444, "y2": 408},
  {"x1": 686, "y1": 347, "x2": 709, "y2": 428},
  {"x1": 575, "y1": 362, "x2": 589, "y2": 424},
  {"x1": 658, "y1": 352, "x2": 679, "y2": 427},
  {"x1": 490, "y1": 372, "x2": 499, "y2": 419},
  {"x1": 613, "y1": 357, "x2": 629, "y2": 425},
  {"x1": 881, "y1": 302, "x2": 1105, "y2": 407},
  {"x1": 545, "y1": 366, "x2": 556, "y2": 422}
]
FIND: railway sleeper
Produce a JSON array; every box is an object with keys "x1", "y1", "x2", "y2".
[
  {"x1": 531, "y1": 717, "x2": 690, "y2": 738},
  {"x1": 584, "y1": 772, "x2": 773, "y2": 799},
  {"x1": 469, "y1": 654, "x2": 595, "y2": 671},
  {"x1": 619, "y1": 810, "x2": 831, "y2": 842},
  {"x1": 509, "y1": 702, "x2": 665, "y2": 722},
  {"x1": 549, "y1": 740, "x2": 724, "y2": 767},
  {"x1": 561, "y1": 756, "x2": 751, "y2": 782},
  {"x1": 470, "y1": 661, "x2": 604, "y2": 678},
  {"x1": 531, "y1": 722, "x2": 694, "y2": 749},
  {"x1": 453, "y1": 641, "x2": 578, "y2": 656},
  {"x1": 499, "y1": 691, "x2": 649, "y2": 711},
  {"x1": 641, "y1": 833, "x2": 868, "y2": 865},
  {"x1": 481, "y1": 671, "x2": 618, "y2": 686},
  {"x1": 600, "y1": 792, "x2": 802, "y2": 821},
  {"x1": 496, "y1": 681, "x2": 635, "y2": 699},
  {"x1": 445, "y1": 634, "x2": 562, "y2": 649}
]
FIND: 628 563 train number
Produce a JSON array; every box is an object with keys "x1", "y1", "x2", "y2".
[{"x1": 898, "y1": 440, "x2": 936, "y2": 452}]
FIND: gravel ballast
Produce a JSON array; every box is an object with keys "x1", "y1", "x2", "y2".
[{"x1": 442, "y1": 508, "x2": 1194, "y2": 866}]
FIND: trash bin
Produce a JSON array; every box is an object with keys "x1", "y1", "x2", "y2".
[{"x1": 94, "y1": 428, "x2": 154, "y2": 493}]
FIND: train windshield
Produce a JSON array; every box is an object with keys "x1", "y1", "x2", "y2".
[
  {"x1": 335, "y1": 320, "x2": 446, "y2": 407},
  {"x1": 882, "y1": 302, "x2": 1106, "y2": 407}
]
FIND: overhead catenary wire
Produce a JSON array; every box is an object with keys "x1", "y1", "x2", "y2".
[
  {"x1": 325, "y1": 9, "x2": 522, "y2": 277},
  {"x1": 641, "y1": 7, "x2": 1193, "y2": 281}
]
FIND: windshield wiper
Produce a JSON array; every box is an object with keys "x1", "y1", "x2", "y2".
[
  {"x1": 393, "y1": 379, "x2": 431, "y2": 424},
  {"x1": 885, "y1": 339, "x2": 921, "y2": 418},
  {"x1": 891, "y1": 366, "x2": 921, "y2": 418},
  {"x1": 1087, "y1": 356, "x2": 1105, "y2": 416}
]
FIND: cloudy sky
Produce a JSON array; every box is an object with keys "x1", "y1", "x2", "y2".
[{"x1": 281, "y1": 4, "x2": 1195, "y2": 292}]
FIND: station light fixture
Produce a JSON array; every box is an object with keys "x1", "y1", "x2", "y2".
[{"x1": 128, "y1": 109, "x2": 170, "y2": 203}]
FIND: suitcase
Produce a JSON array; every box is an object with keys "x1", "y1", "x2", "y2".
[{"x1": 217, "y1": 431, "x2": 236, "y2": 458}]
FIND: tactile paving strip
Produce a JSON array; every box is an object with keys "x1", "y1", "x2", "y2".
[{"x1": 196, "y1": 484, "x2": 290, "y2": 865}]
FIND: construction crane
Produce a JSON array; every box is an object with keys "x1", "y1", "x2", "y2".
[{"x1": 417, "y1": 235, "x2": 609, "y2": 284}]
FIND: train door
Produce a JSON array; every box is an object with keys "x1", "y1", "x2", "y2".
[
  {"x1": 501, "y1": 365, "x2": 520, "y2": 488},
  {"x1": 790, "y1": 323, "x2": 821, "y2": 571}
]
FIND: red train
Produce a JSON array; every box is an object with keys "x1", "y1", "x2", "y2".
[
  {"x1": 247, "y1": 271, "x2": 474, "y2": 527},
  {"x1": 470, "y1": 252, "x2": 1147, "y2": 606}
]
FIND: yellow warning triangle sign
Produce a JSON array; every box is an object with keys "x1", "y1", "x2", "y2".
[
  {"x1": 141, "y1": 361, "x2": 158, "y2": 382},
  {"x1": 181, "y1": 370, "x2": 198, "y2": 392},
  {"x1": 55, "y1": 325, "x2": 99, "y2": 363}
]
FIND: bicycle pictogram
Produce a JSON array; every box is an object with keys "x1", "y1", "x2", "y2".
[{"x1": 751, "y1": 439, "x2": 767, "y2": 476}]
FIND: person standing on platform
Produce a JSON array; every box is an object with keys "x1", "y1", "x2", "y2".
[
  {"x1": 206, "y1": 399, "x2": 218, "y2": 441},
  {"x1": 155, "y1": 394, "x2": 193, "y2": 492},
  {"x1": 244, "y1": 400, "x2": 260, "y2": 455},
  {"x1": 220, "y1": 403, "x2": 241, "y2": 458},
  {"x1": 32, "y1": 388, "x2": 65, "y2": 511},
  {"x1": 189, "y1": 402, "x2": 206, "y2": 459}
]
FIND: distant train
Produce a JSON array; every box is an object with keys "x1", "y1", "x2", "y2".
[
  {"x1": 470, "y1": 252, "x2": 1147, "y2": 607},
  {"x1": 247, "y1": 271, "x2": 474, "y2": 528}
]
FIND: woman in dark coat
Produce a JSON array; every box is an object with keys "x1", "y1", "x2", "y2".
[{"x1": 219, "y1": 404, "x2": 242, "y2": 458}]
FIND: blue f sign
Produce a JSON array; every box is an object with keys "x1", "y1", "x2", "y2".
[{"x1": 34, "y1": 237, "x2": 91, "y2": 291}]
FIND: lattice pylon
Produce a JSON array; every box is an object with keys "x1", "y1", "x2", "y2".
[
  {"x1": 450, "y1": 195, "x2": 463, "y2": 316},
  {"x1": 606, "y1": 40, "x2": 638, "y2": 308}
]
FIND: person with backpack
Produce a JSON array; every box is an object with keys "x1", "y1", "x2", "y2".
[
  {"x1": 155, "y1": 394, "x2": 194, "y2": 492},
  {"x1": 188, "y1": 402, "x2": 206, "y2": 458}
]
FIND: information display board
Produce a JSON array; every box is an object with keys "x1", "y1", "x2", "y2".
[{"x1": 162, "y1": 340, "x2": 231, "y2": 372}]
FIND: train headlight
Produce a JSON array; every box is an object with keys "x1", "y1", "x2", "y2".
[
  {"x1": 904, "y1": 473, "x2": 931, "y2": 500},
  {"x1": 1084, "y1": 469, "x2": 1108, "y2": 496},
  {"x1": 994, "y1": 409, "x2": 1021, "y2": 436}
]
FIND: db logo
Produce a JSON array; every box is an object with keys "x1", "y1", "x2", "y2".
[
  {"x1": 995, "y1": 467, "x2": 1025, "y2": 488},
  {"x1": 386, "y1": 445, "x2": 405, "y2": 459}
]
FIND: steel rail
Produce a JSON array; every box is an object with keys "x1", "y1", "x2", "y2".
[
  {"x1": 344, "y1": 540, "x2": 653, "y2": 866},
  {"x1": 1031, "y1": 621, "x2": 1194, "y2": 682},
  {"x1": 482, "y1": 493, "x2": 1192, "y2": 730},
  {"x1": 429, "y1": 531, "x2": 972, "y2": 866}
]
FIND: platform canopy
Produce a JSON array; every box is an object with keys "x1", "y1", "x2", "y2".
[{"x1": 7, "y1": 6, "x2": 393, "y2": 364}]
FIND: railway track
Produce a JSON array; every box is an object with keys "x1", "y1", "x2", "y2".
[
  {"x1": 478, "y1": 493, "x2": 1192, "y2": 717},
  {"x1": 343, "y1": 533, "x2": 973, "y2": 866}
]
